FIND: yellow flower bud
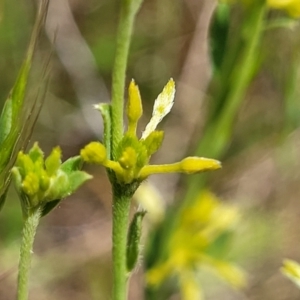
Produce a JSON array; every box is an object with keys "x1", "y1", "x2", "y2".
[
  {"x1": 118, "y1": 147, "x2": 137, "y2": 170},
  {"x1": 45, "y1": 146, "x2": 62, "y2": 176},
  {"x1": 22, "y1": 172, "x2": 39, "y2": 196},
  {"x1": 39, "y1": 169, "x2": 50, "y2": 191},
  {"x1": 127, "y1": 79, "x2": 143, "y2": 135},
  {"x1": 180, "y1": 157, "x2": 221, "y2": 173},
  {"x1": 80, "y1": 142, "x2": 107, "y2": 164}
]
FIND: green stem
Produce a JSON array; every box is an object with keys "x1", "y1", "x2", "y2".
[
  {"x1": 111, "y1": 1, "x2": 143, "y2": 297},
  {"x1": 111, "y1": 1, "x2": 141, "y2": 159},
  {"x1": 112, "y1": 190, "x2": 131, "y2": 300},
  {"x1": 17, "y1": 207, "x2": 41, "y2": 300}
]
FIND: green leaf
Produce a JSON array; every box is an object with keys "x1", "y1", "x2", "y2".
[
  {"x1": 126, "y1": 210, "x2": 146, "y2": 272},
  {"x1": 0, "y1": 0, "x2": 49, "y2": 211}
]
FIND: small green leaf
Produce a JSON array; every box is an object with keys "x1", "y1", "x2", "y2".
[{"x1": 127, "y1": 210, "x2": 146, "y2": 272}]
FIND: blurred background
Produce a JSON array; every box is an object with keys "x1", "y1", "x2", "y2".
[{"x1": 1, "y1": 0, "x2": 300, "y2": 299}]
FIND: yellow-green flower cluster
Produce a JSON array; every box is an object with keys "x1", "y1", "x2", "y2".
[
  {"x1": 12, "y1": 143, "x2": 91, "y2": 217},
  {"x1": 146, "y1": 191, "x2": 246, "y2": 300},
  {"x1": 81, "y1": 79, "x2": 221, "y2": 184}
]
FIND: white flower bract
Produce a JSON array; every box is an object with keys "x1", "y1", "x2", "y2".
[{"x1": 142, "y1": 78, "x2": 175, "y2": 139}]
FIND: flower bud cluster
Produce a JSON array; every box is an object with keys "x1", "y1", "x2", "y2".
[
  {"x1": 81, "y1": 79, "x2": 221, "y2": 185},
  {"x1": 13, "y1": 143, "x2": 92, "y2": 217}
]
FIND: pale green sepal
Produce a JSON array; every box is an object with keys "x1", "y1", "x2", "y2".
[
  {"x1": 95, "y1": 103, "x2": 112, "y2": 159},
  {"x1": 142, "y1": 131, "x2": 164, "y2": 156},
  {"x1": 126, "y1": 210, "x2": 146, "y2": 272},
  {"x1": 28, "y1": 142, "x2": 44, "y2": 162},
  {"x1": 46, "y1": 172, "x2": 69, "y2": 200},
  {"x1": 67, "y1": 171, "x2": 93, "y2": 196},
  {"x1": 11, "y1": 166, "x2": 23, "y2": 189},
  {"x1": 47, "y1": 171, "x2": 91, "y2": 200},
  {"x1": 41, "y1": 171, "x2": 92, "y2": 216},
  {"x1": 60, "y1": 156, "x2": 83, "y2": 174}
]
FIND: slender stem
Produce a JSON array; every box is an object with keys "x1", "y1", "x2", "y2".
[
  {"x1": 112, "y1": 190, "x2": 131, "y2": 300},
  {"x1": 110, "y1": 1, "x2": 143, "y2": 299},
  {"x1": 111, "y1": 4, "x2": 135, "y2": 159},
  {"x1": 17, "y1": 207, "x2": 41, "y2": 300}
]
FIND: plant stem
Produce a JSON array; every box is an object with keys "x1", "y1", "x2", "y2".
[
  {"x1": 17, "y1": 207, "x2": 41, "y2": 300},
  {"x1": 110, "y1": 1, "x2": 143, "y2": 298},
  {"x1": 111, "y1": 3, "x2": 136, "y2": 159},
  {"x1": 112, "y1": 190, "x2": 131, "y2": 300}
]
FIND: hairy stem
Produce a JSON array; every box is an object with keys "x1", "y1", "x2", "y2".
[
  {"x1": 17, "y1": 207, "x2": 41, "y2": 300},
  {"x1": 111, "y1": 2, "x2": 139, "y2": 159},
  {"x1": 110, "y1": 1, "x2": 143, "y2": 299},
  {"x1": 112, "y1": 190, "x2": 131, "y2": 300}
]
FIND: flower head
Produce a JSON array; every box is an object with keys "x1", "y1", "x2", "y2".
[
  {"x1": 81, "y1": 79, "x2": 221, "y2": 185},
  {"x1": 146, "y1": 191, "x2": 246, "y2": 299},
  {"x1": 12, "y1": 143, "x2": 92, "y2": 218}
]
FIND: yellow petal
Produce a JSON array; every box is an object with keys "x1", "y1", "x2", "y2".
[
  {"x1": 80, "y1": 142, "x2": 107, "y2": 164},
  {"x1": 281, "y1": 259, "x2": 300, "y2": 288},
  {"x1": 180, "y1": 157, "x2": 221, "y2": 173},
  {"x1": 127, "y1": 79, "x2": 143, "y2": 135},
  {"x1": 179, "y1": 272, "x2": 204, "y2": 300}
]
